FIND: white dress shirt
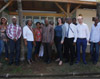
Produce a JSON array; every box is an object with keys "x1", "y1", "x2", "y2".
[
  {"x1": 77, "y1": 23, "x2": 90, "y2": 41},
  {"x1": 23, "y1": 25, "x2": 34, "y2": 41},
  {"x1": 90, "y1": 22, "x2": 100, "y2": 43},
  {"x1": 65, "y1": 23, "x2": 77, "y2": 42}
]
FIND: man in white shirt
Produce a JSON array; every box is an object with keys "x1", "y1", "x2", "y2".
[
  {"x1": 76, "y1": 16, "x2": 90, "y2": 64},
  {"x1": 90, "y1": 17, "x2": 100, "y2": 65},
  {"x1": 64, "y1": 18, "x2": 77, "y2": 65}
]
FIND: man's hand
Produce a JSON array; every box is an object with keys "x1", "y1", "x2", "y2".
[
  {"x1": 73, "y1": 42, "x2": 76, "y2": 46},
  {"x1": 61, "y1": 40, "x2": 64, "y2": 44},
  {"x1": 0, "y1": 26, "x2": 1, "y2": 29},
  {"x1": 98, "y1": 42, "x2": 100, "y2": 45},
  {"x1": 14, "y1": 39, "x2": 16, "y2": 42},
  {"x1": 50, "y1": 41, "x2": 54, "y2": 46}
]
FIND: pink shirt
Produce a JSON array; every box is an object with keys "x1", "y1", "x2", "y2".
[
  {"x1": 6, "y1": 24, "x2": 22, "y2": 40},
  {"x1": 35, "y1": 28, "x2": 42, "y2": 42}
]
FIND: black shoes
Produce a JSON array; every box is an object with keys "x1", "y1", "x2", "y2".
[
  {"x1": 9, "y1": 62, "x2": 19, "y2": 66},
  {"x1": 9, "y1": 62, "x2": 13, "y2": 65},
  {"x1": 70, "y1": 62, "x2": 73, "y2": 66}
]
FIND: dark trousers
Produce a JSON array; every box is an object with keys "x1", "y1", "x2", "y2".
[
  {"x1": 76, "y1": 38, "x2": 87, "y2": 62},
  {"x1": 90, "y1": 42, "x2": 99, "y2": 63},
  {"x1": 64, "y1": 38, "x2": 75, "y2": 62},
  {"x1": 34, "y1": 41, "x2": 41, "y2": 54},
  {"x1": 55, "y1": 36, "x2": 63, "y2": 61},
  {"x1": 43, "y1": 43, "x2": 52, "y2": 62},
  {"x1": 9, "y1": 39, "x2": 21, "y2": 63}
]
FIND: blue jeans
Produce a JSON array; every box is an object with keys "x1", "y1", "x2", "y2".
[
  {"x1": 4, "y1": 41, "x2": 9, "y2": 58},
  {"x1": 90, "y1": 42, "x2": 99, "y2": 63},
  {"x1": 0, "y1": 40, "x2": 4, "y2": 59},
  {"x1": 76, "y1": 38, "x2": 87, "y2": 62},
  {"x1": 9, "y1": 39, "x2": 21, "y2": 63},
  {"x1": 27, "y1": 41, "x2": 33, "y2": 60}
]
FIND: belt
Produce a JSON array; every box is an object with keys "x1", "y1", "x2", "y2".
[
  {"x1": 78, "y1": 38, "x2": 86, "y2": 39},
  {"x1": 65, "y1": 37, "x2": 74, "y2": 39}
]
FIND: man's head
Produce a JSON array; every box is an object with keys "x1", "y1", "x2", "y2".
[
  {"x1": 72, "y1": 18, "x2": 76, "y2": 24},
  {"x1": 94, "y1": 17, "x2": 99, "y2": 24},
  {"x1": 77, "y1": 16, "x2": 83, "y2": 24},
  {"x1": 67, "y1": 17, "x2": 72, "y2": 24},
  {"x1": 12, "y1": 16, "x2": 17, "y2": 25},
  {"x1": 62, "y1": 17, "x2": 66, "y2": 24},
  {"x1": 45, "y1": 18, "x2": 49, "y2": 26}
]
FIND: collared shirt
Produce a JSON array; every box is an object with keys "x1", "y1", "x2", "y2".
[
  {"x1": 42, "y1": 24, "x2": 54, "y2": 43},
  {"x1": 90, "y1": 22, "x2": 100, "y2": 43},
  {"x1": 65, "y1": 23, "x2": 77, "y2": 42},
  {"x1": 6, "y1": 24, "x2": 22, "y2": 40},
  {"x1": 34, "y1": 28, "x2": 42, "y2": 42},
  {"x1": 61, "y1": 23, "x2": 67, "y2": 42},
  {"x1": 23, "y1": 25, "x2": 34, "y2": 41},
  {"x1": 77, "y1": 23, "x2": 90, "y2": 41}
]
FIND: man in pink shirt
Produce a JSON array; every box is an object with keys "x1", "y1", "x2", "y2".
[{"x1": 6, "y1": 16, "x2": 22, "y2": 66}]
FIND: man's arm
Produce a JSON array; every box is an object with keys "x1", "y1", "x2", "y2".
[{"x1": 51, "y1": 26, "x2": 54, "y2": 45}]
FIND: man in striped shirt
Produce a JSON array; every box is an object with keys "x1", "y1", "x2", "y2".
[{"x1": 6, "y1": 16, "x2": 22, "y2": 66}]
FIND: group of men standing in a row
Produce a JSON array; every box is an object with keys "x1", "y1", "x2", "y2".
[{"x1": 62, "y1": 16, "x2": 100, "y2": 65}]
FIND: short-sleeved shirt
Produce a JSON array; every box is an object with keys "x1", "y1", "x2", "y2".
[
  {"x1": 54, "y1": 25, "x2": 62, "y2": 37},
  {"x1": 35, "y1": 28, "x2": 42, "y2": 42}
]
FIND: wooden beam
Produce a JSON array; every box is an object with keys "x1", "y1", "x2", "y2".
[
  {"x1": 0, "y1": 0, "x2": 13, "y2": 13},
  {"x1": 67, "y1": 3, "x2": 71, "y2": 17},
  {"x1": 9, "y1": 12, "x2": 66, "y2": 17},
  {"x1": 70, "y1": 5, "x2": 81, "y2": 16},
  {"x1": 32, "y1": 0, "x2": 97, "y2": 5},
  {"x1": 55, "y1": 2, "x2": 67, "y2": 16}
]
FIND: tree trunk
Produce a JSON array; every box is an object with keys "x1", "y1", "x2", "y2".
[
  {"x1": 17, "y1": 0, "x2": 25, "y2": 61},
  {"x1": 97, "y1": 2, "x2": 100, "y2": 21}
]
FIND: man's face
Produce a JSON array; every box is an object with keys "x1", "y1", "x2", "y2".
[
  {"x1": 95, "y1": 18, "x2": 99, "y2": 24},
  {"x1": 12, "y1": 18, "x2": 17, "y2": 24},
  {"x1": 78, "y1": 18, "x2": 83, "y2": 24},
  {"x1": 73, "y1": 19, "x2": 76, "y2": 23},
  {"x1": 68, "y1": 19, "x2": 72, "y2": 24},
  {"x1": 45, "y1": 19, "x2": 48, "y2": 25}
]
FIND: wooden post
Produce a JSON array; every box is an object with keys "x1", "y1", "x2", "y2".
[
  {"x1": 70, "y1": 5, "x2": 81, "y2": 16},
  {"x1": 97, "y1": 2, "x2": 100, "y2": 21},
  {"x1": 55, "y1": 2, "x2": 67, "y2": 16},
  {"x1": 17, "y1": 0, "x2": 25, "y2": 61},
  {"x1": 67, "y1": 3, "x2": 71, "y2": 17}
]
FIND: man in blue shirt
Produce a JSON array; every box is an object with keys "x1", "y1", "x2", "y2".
[{"x1": 90, "y1": 17, "x2": 100, "y2": 65}]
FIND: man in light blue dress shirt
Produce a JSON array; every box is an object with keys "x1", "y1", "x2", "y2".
[{"x1": 90, "y1": 17, "x2": 100, "y2": 65}]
